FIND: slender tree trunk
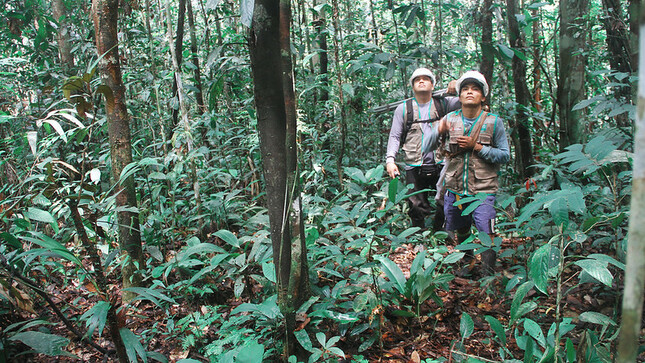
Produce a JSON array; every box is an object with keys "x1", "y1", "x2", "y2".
[
  {"x1": 52, "y1": 0, "x2": 75, "y2": 71},
  {"x1": 312, "y1": 0, "x2": 331, "y2": 145},
  {"x1": 507, "y1": 0, "x2": 534, "y2": 179},
  {"x1": 331, "y1": 0, "x2": 347, "y2": 185},
  {"x1": 187, "y1": 0, "x2": 205, "y2": 114},
  {"x1": 172, "y1": 0, "x2": 187, "y2": 126},
  {"x1": 557, "y1": 0, "x2": 589, "y2": 150},
  {"x1": 601, "y1": 0, "x2": 633, "y2": 128},
  {"x1": 92, "y1": 0, "x2": 143, "y2": 304},
  {"x1": 617, "y1": 8, "x2": 645, "y2": 360},
  {"x1": 479, "y1": 0, "x2": 494, "y2": 89},
  {"x1": 368, "y1": 0, "x2": 379, "y2": 46},
  {"x1": 249, "y1": 0, "x2": 308, "y2": 359}
]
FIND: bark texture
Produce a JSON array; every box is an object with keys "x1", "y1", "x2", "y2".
[
  {"x1": 507, "y1": 0, "x2": 534, "y2": 179},
  {"x1": 249, "y1": 0, "x2": 309, "y2": 358},
  {"x1": 53, "y1": 0, "x2": 74, "y2": 70},
  {"x1": 557, "y1": 0, "x2": 589, "y2": 149},
  {"x1": 92, "y1": 0, "x2": 143, "y2": 303}
]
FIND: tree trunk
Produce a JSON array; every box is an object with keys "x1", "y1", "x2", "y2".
[
  {"x1": 557, "y1": 0, "x2": 589, "y2": 150},
  {"x1": 331, "y1": 0, "x2": 347, "y2": 185},
  {"x1": 507, "y1": 0, "x2": 534, "y2": 179},
  {"x1": 601, "y1": 0, "x2": 633, "y2": 128},
  {"x1": 312, "y1": 0, "x2": 331, "y2": 145},
  {"x1": 249, "y1": 0, "x2": 309, "y2": 359},
  {"x1": 171, "y1": 0, "x2": 187, "y2": 126},
  {"x1": 187, "y1": 0, "x2": 205, "y2": 115},
  {"x1": 479, "y1": 0, "x2": 494, "y2": 91},
  {"x1": 91, "y1": 0, "x2": 143, "y2": 303},
  {"x1": 616, "y1": 8, "x2": 645, "y2": 360},
  {"x1": 52, "y1": 0, "x2": 74, "y2": 71}
]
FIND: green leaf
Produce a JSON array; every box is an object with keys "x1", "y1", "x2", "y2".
[
  {"x1": 460, "y1": 312, "x2": 474, "y2": 340},
  {"x1": 123, "y1": 287, "x2": 176, "y2": 306},
  {"x1": 295, "y1": 329, "x2": 314, "y2": 352},
  {"x1": 547, "y1": 197, "x2": 568, "y2": 229},
  {"x1": 377, "y1": 256, "x2": 407, "y2": 295},
  {"x1": 574, "y1": 259, "x2": 613, "y2": 287},
  {"x1": 9, "y1": 331, "x2": 69, "y2": 356},
  {"x1": 25, "y1": 207, "x2": 56, "y2": 224},
  {"x1": 565, "y1": 338, "x2": 576, "y2": 362},
  {"x1": 120, "y1": 328, "x2": 147, "y2": 363},
  {"x1": 214, "y1": 229, "x2": 240, "y2": 248},
  {"x1": 344, "y1": 167, "x2": 367, "y2": 184},
  {"x1": 497, "y1": 44, "x2": 515, "y2": 59},
  {"x1": 524, "y1": 318, "x2": 546, "y2": 347},
  {"x1": 485, "y1": 315, "x2": 506, "y2": 346},
  {"x1": 20, "y1": 234, "x2": 82, "y2": 266},
  {"x1": 388, "y1": 178, "x2": 398, "y2": 203},
  {"x1": 237, "y1": 341, "x2": 264, "y2": 363},
  {"x1": 510, "y1": 281, "x2": 534, "y2": 324},
  {"x1": 529, "y1": 243, "x2": 551, "y2": 294},
  {"x1": 80, "y1": 301, "x2": 110, "y2": 338},
  {"x1": 443, "y1": 252, "x2": 465, "y2": 264},
  {"x1": 578, "y1": 311, "x2": 616, "y2": 327},
  {"x1": 262, "y1": 260, "x2": 276, "y2": 283}
]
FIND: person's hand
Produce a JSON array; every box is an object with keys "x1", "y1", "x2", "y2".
[
  {"x1": 447, "y1": 80, "x2": 458, "y2": 95},
  {"x1": 456, "y1": 136, "x2": 481, "y2": 151},
  {"x1": 386, "y1": 162, "x2": 400, "y2": 178},
  {"x1": 437, "y1": 118, "x2": 449, "y2": 134}
]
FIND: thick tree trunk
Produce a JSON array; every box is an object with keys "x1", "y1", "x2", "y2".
[
  {"x1": 617, "y1": 9, "x2": 645, "y2": 360},
  {"x1": 601, "y1": 0, "x2": 633, "y2": 128},
  {"x1": 187, "y1": 0, "x2": 205, "y2": 114},
  {"x1": 507, "y1": 0, "x2": 534, "y2": 179},
  {"x1": 91, "y1": 0, "x2": 143, "y2": 303},
  {"x1": 52, "y1": 0, "x2": 74, "y2": 70},
  {"x1": 557, "y1": 0, "x2": 589, "y2": 150},
  {"x1": 249, "y1": 0, "x2": 309, "y2": 359}
]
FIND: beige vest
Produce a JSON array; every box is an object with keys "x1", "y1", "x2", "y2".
[
  {"x1": 401, "y1": 100, "x2": 441, "y2": 166},
  {"x1": 443, "y1": 110, "x2": 500, "y2": 195}
]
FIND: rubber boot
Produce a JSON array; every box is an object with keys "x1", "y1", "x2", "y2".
[
  {"x1": 481, "y1": 249, "x2": 497, "y2": 276},
  {"x1": 455, "y1": 232, "x2": 475, "y2": 277}
]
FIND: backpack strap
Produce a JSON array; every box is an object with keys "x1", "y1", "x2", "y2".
[
  {"x1": 400, "y1": 98, "x2": 415, "y2": 145},
  {"x1": 431, "y1": 96, "x2": 446, "y2": 122}
]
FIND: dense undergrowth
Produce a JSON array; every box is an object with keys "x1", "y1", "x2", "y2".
[{"x1": 0, "y1": 99, "x2": 634, "y2": 361}]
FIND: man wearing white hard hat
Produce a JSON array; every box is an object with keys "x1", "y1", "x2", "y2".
[
  {"x1": 424, "y1": 70, "x2": 510, "y2": 276},
  {"x1": 385, "y1": 67, "x2": 460, "y2": 231}
]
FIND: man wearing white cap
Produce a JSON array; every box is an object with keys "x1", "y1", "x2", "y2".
[
  {"x1": 385, "y1": 67, "x2": 460, "y2": 231},
  {"x1": 425, "y1": 70, "x2": 510, "y2": 275}
]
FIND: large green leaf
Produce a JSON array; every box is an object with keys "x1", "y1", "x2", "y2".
[
  {"x1": 578, "y1": 311, "x2": 616, "y2": 327},
  {"x1": 460, "y1": 312, "x2": 474, "y2": 341},
  {"x1": 120, "y1": 328, "x2": 147, "y2": 363},
  {"x1": 9, "y1": 331, "x2": 70, "y2": 356},
  {"x1": 529, "y1": 243, "x2": 551, "y2": 294},
  {"x1": 524, "y1": 318, "x2": 546, "y2": 347},
  {"x1": 377, "y1": 256, "x2": 407, "y2": 295},
  {"x1": 214, "y1": 229, "x2": 240, "y2": 248},
  {"x1": 485, "y1": 315, "x2": 506, "y2": 346},
  {"x1": 510, "y1": 281, "x2": 534, "y2": 325},
  {"x1": 236, "y1": 341, "x2": 264, "y2": 363},
  {"x1": 574, "y1": 259, "x2": 613, "y2": 287}
]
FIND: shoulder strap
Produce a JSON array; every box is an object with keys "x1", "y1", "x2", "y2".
[
  {"x1": 431, "y1": 96, "x2": 446, "y2": 122},
  {"x1": 400, "y1": 99, "x2": 415, "y2": 144},
  {"x1": 469, "y1": 111, "x2": 489, "y2": 142}
]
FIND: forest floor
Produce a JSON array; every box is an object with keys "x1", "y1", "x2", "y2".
[{"x1": 20, "y1": 237, "x2": 636, "y2": 362}]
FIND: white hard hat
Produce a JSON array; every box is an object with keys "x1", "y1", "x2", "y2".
[
  {"x1": 409, "y1": 68, "x2": 436, "y2": 87},
  {"x1": 456, "y1": 70, "x2": 489, "y2": 97}
]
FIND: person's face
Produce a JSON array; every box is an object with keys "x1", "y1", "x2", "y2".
[
  {"x1": 459, "y1": 82, "x2": 485, "y2": 106},
  {"x1": 412, "y1": 75, "x2": 434, "y2": 94}
]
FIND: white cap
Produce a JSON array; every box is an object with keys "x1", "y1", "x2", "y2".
[
  {"x1": 409, "y1": 68, "x2": 436, "y2": 87},
  {"x1": 456, "y1": 70, "x2": 489, "y2": 96}
]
